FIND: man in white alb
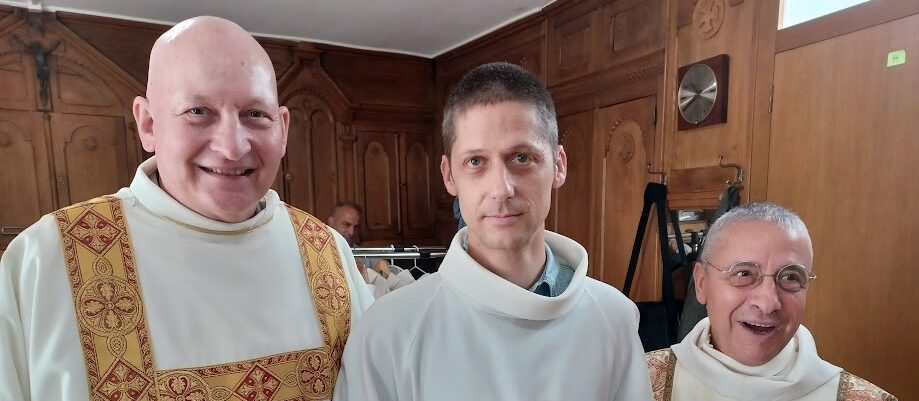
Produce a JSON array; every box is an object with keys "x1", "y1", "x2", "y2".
[
  {"x1": 0, "y1": 16, "x2": 373, "y2": 401},
  {"x1": 646, "y1": 202, "x2": 896, "y2": 401},
  {"x1": 334, "y1": 62, "x2": 653, "y2": 401}
]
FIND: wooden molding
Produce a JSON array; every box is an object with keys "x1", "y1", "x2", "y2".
[
  {"x1": 776, "y1": 0, "x2": 919, "y2": 53},
  {"x1": 550, "y1": 51, "x2": 664, "y2": 101}
]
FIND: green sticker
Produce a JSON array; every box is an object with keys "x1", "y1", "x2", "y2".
[{"x1": 887, "y1": 49, "x2": 906, "y2": 67}]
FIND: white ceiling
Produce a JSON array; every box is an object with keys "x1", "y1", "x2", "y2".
[{"x1": 1, "y1": 0, "x2": 556, "y2": 57}]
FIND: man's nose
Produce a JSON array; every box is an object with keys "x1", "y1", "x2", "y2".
[{"x1": 210, "y1": 116, "x2": 251, "y2": 160}]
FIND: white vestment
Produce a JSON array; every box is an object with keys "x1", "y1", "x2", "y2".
[
  {"x1": 334, "y1": 228, "x2": 654, "y2": 401},
  {"x1": 0, "y1": 157, "x2": 374, "y2": 401},
  {"x1": 669, "y1": 318, "x2": 841, "y2": 401},
  {"x1": 365, "y1": 267, "x2": 415, "y2": 299}
]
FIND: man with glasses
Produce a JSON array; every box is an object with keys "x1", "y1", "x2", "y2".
[{"x1": 645, "y1": 202, "x2": 895, "y2": 400}]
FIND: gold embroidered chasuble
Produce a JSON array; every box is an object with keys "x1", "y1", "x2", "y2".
[
  {"x1": 645, "y1": 349, "x2": 898, "y2": 401},
  {"x1": 54, "y1": 195, "x2": 351, "y2": 401}
]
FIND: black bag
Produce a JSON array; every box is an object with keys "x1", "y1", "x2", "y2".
[{"x1": 622, "y1": 183, "x2": 687, "y2": 352}]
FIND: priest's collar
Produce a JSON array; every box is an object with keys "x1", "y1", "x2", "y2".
[
  {"x1": 439, "y1": 228, "x2": 589, "y2": 321},
  {"x1": 130, "y1": 157, "x2": 279, "y2": 235}
]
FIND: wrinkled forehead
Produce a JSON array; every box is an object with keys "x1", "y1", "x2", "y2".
[{"x1": 710, "y1": 221, "x2": 813, "y2": 266}]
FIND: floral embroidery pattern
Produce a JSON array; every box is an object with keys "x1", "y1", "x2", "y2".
[
  {"x1": 95, "y1": 359, "x2": 151, "y2": 401},
  {"x1": 157, "y1": 371, "x2": 210, "y2": 401},
  {"x1": 297, "y1": 349, "x2": 332, "y2": 398},
  {"x1": 67, "y1": 208, "x2": 123, "y2": 255},
  {"x1": 234, "y1": 365, "x2": 282, "y2": 401},
  {"x1": 78, "y1": 277, "x2": 141, "y2": 336}
]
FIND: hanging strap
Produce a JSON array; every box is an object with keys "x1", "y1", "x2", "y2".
[{"x1": 622, "y1": 182, "x2": 686, "y2": 345}]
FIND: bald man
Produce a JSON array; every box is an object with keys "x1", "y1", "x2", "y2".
[{"x1": 0, "y1": 16, "x2": 373, "y2": 401}]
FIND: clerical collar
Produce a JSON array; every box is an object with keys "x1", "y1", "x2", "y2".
[{"x1": 130, "y1": 157, "x2": 277, "y2": 235}]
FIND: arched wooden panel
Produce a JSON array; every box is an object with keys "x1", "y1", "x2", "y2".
[
  {"x1": 0, "y1": 110, "x2": 52, "y2": 249},
  {"x1": 597, "y1": 96, "x2": 658, "y2": 301},
  {"x1": 401, "y1": 133, "x2": 434, "y2": 238},
  {"x1": 53, "y1": 57, "x2": 120, "y2": 109},
  {"x1": 0, "y1": 51, "x2": 36, "y2": 111},
  {"x1": 356, "y1": 132, "x2": 399, "y2": 240},
  {"x1": 553, "y1": 110, "x2": 595, "y2": 253},
  {"x1": 50, "y1": 113, "x2": 129, "y2": 205},
  {"x1": 282, "y1": 92, "x2": 339, "y2": 218}
]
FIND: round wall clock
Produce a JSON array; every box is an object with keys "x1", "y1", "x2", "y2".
[{"x1": 677, "y1": 54, "x2": 729, "y2": 131}]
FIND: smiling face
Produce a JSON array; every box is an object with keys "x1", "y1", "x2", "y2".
[
  {"x1": 133, "y1": 17, "x2": 289, "y2": 223},
  {"x1": 441, "y1": 101, "x2": 566, "y2": 254},
  {"x1": 694, "y1": 220, "x2": 813, "y2": 366}
]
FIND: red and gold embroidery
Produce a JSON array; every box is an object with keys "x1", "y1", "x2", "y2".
[
  {"x1": 57, "y1": 198, "x2": 350, "y2": 401},
  {"x1": 837, "y1": 371, "x2": 899, "y2": 401},
  {"x1": 645, "y1": 349, "x2": 676, "y2": 401}
]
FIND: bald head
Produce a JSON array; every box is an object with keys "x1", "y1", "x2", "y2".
[
  {"x1": 147, "y1": 16, "x2": 277, "y2": 102},
  {"x1": 133, "y1": 16, "x2": 289, "y2": 223}
]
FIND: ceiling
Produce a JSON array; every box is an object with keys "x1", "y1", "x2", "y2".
[{"x1": 0, "y1": 0, "x2": 556, "y2": 57}]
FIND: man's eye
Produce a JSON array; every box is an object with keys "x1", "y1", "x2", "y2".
[
  {"x1": 187, "y1": 107, "x2": 206, "y2": 116},
  {"x1": 514, "y1": 153, "x2": 530, "y2": 163},
  {"x1": 466, "y1": 157, "x2": 482, "y2": 167},
  {"x1": 247, "y1": 110, "x2": 266, "y2": 118}
]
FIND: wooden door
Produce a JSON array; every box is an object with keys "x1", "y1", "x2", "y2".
[
  {"x1": 284, "y1": 93, "x2": 339, "y2": 219},
  {"x1": 551, "y1": 110, "x2": 595, "y2": 254},
  {"x1": 768, "y1": 11, "x2": 919, "y2": 397},
  {"x1": 596, "y1": 96, "x2": 659, "y2": 300},
  {"x1": 49, "y1": 113, "x2": 130, "y2": 205},
  {"x1": 0, "y1": 110, "x2": 53, "y2": 250},
  {"x1": 355, "y1": 132, "x2": 400, "y2": 241},
  {"x1": 400, "y1": 132, "x2": 435, "y2": 239}
]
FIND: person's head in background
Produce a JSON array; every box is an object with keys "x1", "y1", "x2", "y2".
[
  {"x1": 694, "y1": 202, "x2": 815, "y2": 366},
  {"x1": 133, "y1": 16, "x2": 289, "y2": 223},
  {"x1": 327, "y1": 201, "x2": 363, "y2": 246},
  {"x1": 439, "y1": 62, "x2": 567, "y2": 278}
]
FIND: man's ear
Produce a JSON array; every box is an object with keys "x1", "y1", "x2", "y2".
[
  {"x1": 693, "y1": 261, "x2": 708, "y2": 305},
  {"x1": 133, "y1": 96, "x2": 155, "y2": 153},
  {"x1": 278, "y1": 105, "x2": 290, "y2": 157},
  {"x1": 441, "y1": 155, "x2": 457, "y2": 196},
  {"x1": 553, "y1": 145, "x2": 568, "y2": 189}
]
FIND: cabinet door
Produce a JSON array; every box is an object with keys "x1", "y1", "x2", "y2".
[
  {"x1": 551, "y1": 110, "x2": 595, "y2": 253},
  {"x1": 284, "y1": 94, "x2": 339, "y2": 219},
  {"x1": 0, "y1": 110, "x2": 53, "y2": 249},
  {"x1": 355, "y1": 132, "x2": 400, "y2": 240},
  {"x1": 400, "y1": 133, "x2": 435, "y2": 238},
  {"x1": 49, "y1": 113, "x2": 130, "y2": 205},
  {"x1": 596, "y1": 96, "x2": 658, "y2": 300},
  {"x1": 0, "y1": 51, "x2": 38, "y2": 111}
]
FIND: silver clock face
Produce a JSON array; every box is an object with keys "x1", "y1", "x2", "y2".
[{"x1": 678, "y1": 64, "x2": 718, "y2": 124}]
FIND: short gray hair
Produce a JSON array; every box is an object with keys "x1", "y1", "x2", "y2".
[
  {"x1": 441, "y1": 62, "x2": 558, "y2": 158},
  {"x1": 700, "y1": 202, "x2": 813, "y2": 263}
]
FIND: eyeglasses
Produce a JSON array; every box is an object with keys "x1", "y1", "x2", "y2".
[{"x1": 699, "y1": 259, "x2": 817, "y2": 292}]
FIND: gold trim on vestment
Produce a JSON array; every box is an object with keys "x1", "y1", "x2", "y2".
[{"x1": 56, "y1": 196, "x2": 351, "y2": 400}]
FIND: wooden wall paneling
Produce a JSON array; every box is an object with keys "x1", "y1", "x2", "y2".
[
  {"x1": 279, "y1": 51, "x2": 354, "y2": 217},
  {"x1": 399, "y1": 132, "x2": 435, "y2": 239},
  {"x1": 355, "y1": 131, "x2": 401, "y2": 241},
  {"x1": 664, "y1": 0, "x2": 758, "y2": 202},
  {"x1": 747, "y1": 0, "x2": 779, "y2": 202},
  {"x1": 0, "y1": 110, "x2": 53, "y2": 250},
  {"x1": 0, "y1": 17, "x2": 39, "y2": 112},
  {"x1": 547, "y1": 0, "x2": 602, "y2": 85},
  {"x1": 56, "y1": 12, "x2": 166, "y2": 85},
  {"x1": 768, "y1": 12, "x2": 919, "y2": 398},
  {"x1": 283, "y1": 92, "x2": 340, "y2": 218},
  {"x1": 320, "y1": 46, "x2": 434, "y2": 110},
  {"x1": 552, "y1": 109, "x2": 595, "y2": 256},
  {"x1": 49, "y1": 113, "x2": 130, "y2": 206},
  {"x1": 600, "y1": 0, "x2": 665, "y2": 69},
  {"x1": 596, "y1": 95, "x2": 659, "y2": 299}
]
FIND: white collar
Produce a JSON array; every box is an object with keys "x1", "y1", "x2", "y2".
[
  {"x1": 438, "y1": 228, "x2": 588, "y2": 320},
  {"x1": 672, "y1": 318, "x2": 841, "y2": 401},
  {"x1": 129, "y1": 157, "x2": 280, "y2": 235}
]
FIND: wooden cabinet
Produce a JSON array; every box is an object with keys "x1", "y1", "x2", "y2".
[
  {"x1": 0, "y1": 14, "x2": 143, "y2": 251},
  {"x1": 354, "y1": 128, "x2": 435, "y2": 243},
  {"x1": 283, "y1": 92, "x2": 342, "y2": 220},
  {"x1": 0, "y1": 110, "x2": 52, "y2": 249},
  {"x1": 550, "y1": 110, "x2": 596, "y2": 253}
]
